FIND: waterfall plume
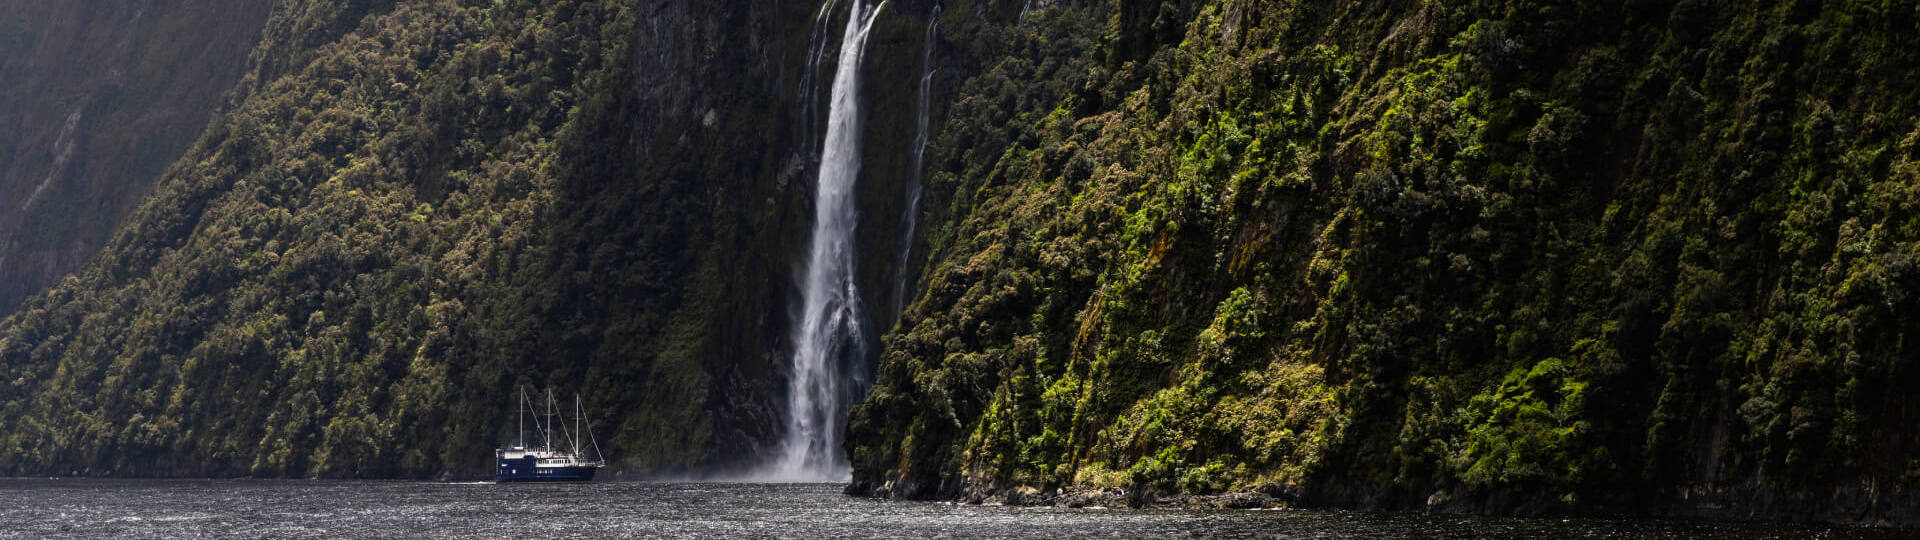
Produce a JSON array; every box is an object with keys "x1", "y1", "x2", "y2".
[{"x1": 767, "y1": 0, "x2": 887, "y2": 482}]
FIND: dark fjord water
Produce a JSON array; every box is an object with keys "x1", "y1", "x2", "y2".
[{"x1": 0, "y1": 479, "x2": 1901, "y2": 539}]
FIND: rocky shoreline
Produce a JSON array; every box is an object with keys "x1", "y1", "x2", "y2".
[
  {"x1": 969, "y1": 486, "x2": 1283, "y2": 510},
  {"x1": 847, "y1": 479, "x2": 1920, "y2": 527},
  {"x1": 848, "y1": 479, "x2": 1270, "y2": 509}
]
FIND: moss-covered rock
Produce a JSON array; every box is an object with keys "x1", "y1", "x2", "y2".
[{"x1": 847, "y1": 0, "x2": 1920, "y2": 523}]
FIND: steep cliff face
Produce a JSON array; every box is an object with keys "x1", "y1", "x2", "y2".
[
  {"x1": 6, "y1": 0, "x2": 1918, "y2": 523},
  {"x1": 0, "y1": 0, "x2": 825, "y2": 477},
  {"x1": 0, "y1": 0, "x2": 1029, "y2": 479},
  {"x1": 849, "y1": 0, "x2": 1920, "y2": 522},
  {"x1": 0, "y1": 0, "x2": 272, "y2": 313}
]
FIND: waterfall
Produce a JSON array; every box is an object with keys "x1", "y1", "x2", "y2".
[
  {"x1": 771, "y1": 0, "x2": 887, "y2": 482},
  {"x1": 796, "y1": 0, "x2": 842, "y2": 156},
  {"x1": 892, "y1": 5, "x2": 939, "y2": 318}
]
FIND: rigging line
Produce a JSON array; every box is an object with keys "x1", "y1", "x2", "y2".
[{"x1": 587, "y1": 413, "x2": 605, "y2": 464}]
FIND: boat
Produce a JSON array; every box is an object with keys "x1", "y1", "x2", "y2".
[{"x1": 495, "y1": 387, "x2": 606, "y2": 483}]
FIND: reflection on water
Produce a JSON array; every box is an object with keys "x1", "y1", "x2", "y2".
[{"x1": 0, "y1": 479, "x2": 1902, "y2": 539}]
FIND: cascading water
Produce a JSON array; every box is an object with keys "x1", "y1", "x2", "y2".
[
  {"x1": 892, "y1": 4, "x2": 940, "y2": 318},
  {"x1": 770, "y1": 0, "x2": 887, "y2": 482},
  {"x1": 796, "y1": 0, "x2": 842, "y2": 156}
]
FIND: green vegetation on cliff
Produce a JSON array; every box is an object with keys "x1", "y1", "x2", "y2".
[
  {"x1": 0, "y1": 0, "x2": 875, "y2": 478},
  {"x1": 3, "y1": 0, "x2": 1917, "y2": 522},
  {"x1": 849, "y1": 0, "x2": 1920, "y2": 519},
  {"x1": 0, "y1": 0, "x2": 1067, "y2": 480}
]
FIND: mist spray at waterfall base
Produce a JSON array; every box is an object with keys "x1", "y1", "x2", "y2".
[{"x1": 762, "y1": 0, "x2": 888, "y2": 483}]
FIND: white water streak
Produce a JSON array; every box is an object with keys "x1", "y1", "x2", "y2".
[
  {"x1": 796, "y1": 0, "x2": 841, "y2": 155},
  {"x1": 770, "y1": 0, "x2": 887, "y2": 482},
  {"x1": 20, "y1": 110, "x2": 83, "y2": 213},
  {"x1": 892, "y1": 5, "x2": 939, "y2": 318}
]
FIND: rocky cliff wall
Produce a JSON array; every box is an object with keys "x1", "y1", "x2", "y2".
[
  {"x1": 848, "y1": 0, "x2": 1920, "y2": 524},
  {"x1": 0, "y1": 0, "x2": 272, "y2": 313}
]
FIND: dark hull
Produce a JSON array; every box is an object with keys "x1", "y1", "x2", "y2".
[
  {"x1": 494, "y1": 456, "x2": 599, "y2": 483},
  {"x1": 493, "y1": 467, "x2": 597, "y2": 482}
]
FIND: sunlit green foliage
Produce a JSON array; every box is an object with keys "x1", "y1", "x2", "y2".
[
  {"x1": 0, "y1": 0, "x2": 843, "y2": 478},
  {"x1": 3, "y1": 0, "x2": 1917, "y2": 513},
  {"x1": 849, "y1": 0, "x2": 1920, "y2": 513}
]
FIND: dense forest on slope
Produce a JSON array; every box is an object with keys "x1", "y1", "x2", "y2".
[
  {"x1": 0, "y1": 0, "x2": 271, "y2": 313},
  {"x1": 848, "y1": 0, "x2": 1920, "y2": 522},
  {"x1": 4, "y1": 0, "x2": 1919, "y2": 524},
  {"x1": 0, "y1": 0, "x2": 990, "y2": 478}
]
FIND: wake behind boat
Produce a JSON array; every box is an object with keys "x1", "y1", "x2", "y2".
[{"x1": 496, "y1": 387, "x2": 605, "y2": 483}]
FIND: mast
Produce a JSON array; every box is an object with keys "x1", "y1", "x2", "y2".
[
  {"x1": 583, "y1": 395, "x2": 604, "y2": 464},
  {"x1": 517, "y1": 386, "x2": 525, "y2": 449}
]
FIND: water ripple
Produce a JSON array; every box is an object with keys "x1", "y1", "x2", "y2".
[{"x1": 0, "y1": 480, "x2": 1904, "y2": 539}]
